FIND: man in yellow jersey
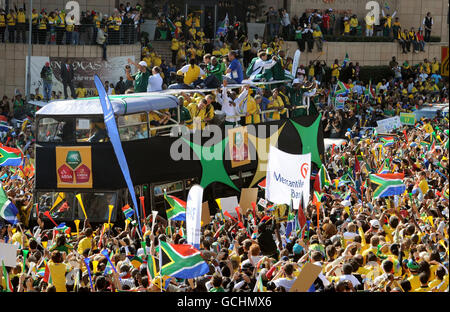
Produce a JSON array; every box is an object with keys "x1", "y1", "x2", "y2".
[
  {"x1": 16, "y1": 5, "x2": 26, "y2": 43},
  {"x1": 6, "y1": 8, "x2": 16, "y2": 43},
  {"x1": 38, "y1": 10, "x2": 48, "y2": 44},
  {"x1": 56, "y1": 9, "x2": 66, "y2": 45},
  {"x1": 31, "y1": 8, "x2": 39, "y2": 44},
  {"x1": 0, "y1": 9, "x2": 6, "y2": 43}
]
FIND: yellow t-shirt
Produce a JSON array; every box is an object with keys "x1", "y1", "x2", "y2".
[
  {"x1": 331, "y1": 64, "x2": 340, "y2": 78},
  {"x1": 245, "y1": 96, "x2": 261, "y2": 124},
  {"x1": 171, "y1": 39, "x2": 179, "y2": 51},
  {"x1": 75, "y1": 88, "x2": 87, "y2": 98},
  {"x1": 408, "y1": 274, "x2": 421, "y2": 291},
  {"x1": 48, "y1": 261, "x2": 70, "y2": 292},
  {"x1": 77, "y1": 237, "x2": 93, "y2": 254},
  {"x1": 344, "y1": 21, "x2": 350, "y2": 33},
  {"x1": 428, "y1": 275, "x2": 449, "y2": 292},
  {"x1": 12, "y1": 232, "x2": 29, "y2": 247},
  {"x1": 267, "y1": 96, "x2": 286, "y2": 120},
  {"x1": 431, "y1": 62, "x2": 440, "y2": 74}
]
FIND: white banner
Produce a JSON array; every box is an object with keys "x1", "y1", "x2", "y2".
[
  {"x1": 266, "y1": 146, "x2": 311, "y2": 211},
  {"x1": 186, "y1": 184, "x2": 204, "y2": 249},
  {"x1": 376, "y1": 116, "x2": 402, "y2": 133}
]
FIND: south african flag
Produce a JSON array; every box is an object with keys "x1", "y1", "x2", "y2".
[
  {"x1": 380, "y1": 136, "x2": 395, "y2": 147},
  {"x1": 369, "y1": 173, "x2": 406, "y2": 199},
  {"x1": 159, "y1": 240, "x2": 209, "y2": 279},
  {"x1": 164, "y1": 191, "x2": 186, "y2": 221}
]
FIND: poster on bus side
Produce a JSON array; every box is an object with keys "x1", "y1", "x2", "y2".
[{"x1": 56, "y1": 146, "x2": 93, "y2": 188}]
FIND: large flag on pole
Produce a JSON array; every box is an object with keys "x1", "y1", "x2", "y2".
[
  {"x1": 94, "y1": 75, "x2": 141, "y2": 233},
  {"x1": 164, "y1": 191, "x2": 186, "y2": 221},
  {"x1": 216, "y1": 13, "x2": 229, "y2": 37},
  {"x1": 0, "y1": 183, "x2": 18, "y2": 225}
]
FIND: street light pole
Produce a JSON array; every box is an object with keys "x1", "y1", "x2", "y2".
[{"x1": 26, "y1": 0, "x2": 32, "y2": 102}]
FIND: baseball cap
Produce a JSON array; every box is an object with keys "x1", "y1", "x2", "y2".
[
  {"x1": 369, "y1": 219, "x2": 380, "y2": 229},
  {"x1": 138, "y1": 61, "x2": 147, "y2": 67},
  {"x1": 293, "y1": 78, "x2": 301, "y2": 84}
]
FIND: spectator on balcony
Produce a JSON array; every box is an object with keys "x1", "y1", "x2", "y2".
[
  {"x1": 398, "y1": 29, "x2": 410, "y2": 53},
  {"x1": 417, "y1": 28, "x2": 425, "y2": 52},
  {"x1": 48, "y1": 11, "x2": 57, "y2": 44},
  {"x1": 303, "y1": 24, "x2": 314, "y2": 52},
  {"x1": 265, "y1": 7, "x2": 280, "y2": 41},
  {"x1": 6, "y1": 8, "x2": 16, "y2": 43},
  {"x1": 280, "y1": 9, "x2": 291, "y2": 40},
  {"x1": 66, "y1": 14, "x2": 75, "y2": 45},
  {"x1": 365, "y1": 14, "x2": 375, "y2": 37},
  {"x1": 31, "y1": 8, "x2": 39, "y2": 44},
  {"x1": 0, "y1": 9, "x2": 6, "y2": 43},
  {"x1": 349, "y1": 14, "x2": 358, "y2": 36},
  {"x1": 313, "y1": 25, "x2": 323, "y2": 52},
  {"x1": 343, "y1": 16, "x2": 350, "y2": 36},
  {"x1": 96, "y1": 23, "x2": 108, "y2": 60},
  {"x1": 422, "y1": 12, "x2": 433, "y2": 42},
  {"x1": 322, "y1": 9, "x2": 331, "y2": 35},
  {"x1": 15, "y1": 4, "x2": 26, "y2": 43},
  {"x1": 56, "y1": 10, "x2": 66, "y2": 45},
  {"x1": 392, "y1": 17, "x2": 401, "y2": 40},
  {"x1": 38, "y1": 10, "x2": 47, "y2": 44},
  {"x1": 225, "y1": 51, "x2": 244, "y2": 84},
  {"x1": 381, "y1": 9, "x2": 397, "y2": 37},
  {"x1": 410, "y1": 27, "x2": 419, "y2": 53}
]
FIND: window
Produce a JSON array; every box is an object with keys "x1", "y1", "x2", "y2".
[
  {"x1": 36, "y1": 192, "x2": 75, "y2": 220},
  {"x1": 37, "y1": 117, "x2": 73, "y2": 142},
  {"x1": 118, "y1": 113, "x2": 149, "y2": 141},
  {"x1": 74, "y1": 192, "x2": 117, "y2": 222},
  {"x1": 76, "y1": 117, "x2": 107, "y2": 143}
]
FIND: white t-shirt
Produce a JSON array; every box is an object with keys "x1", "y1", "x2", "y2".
[
  {"x1": 339, "y1": 274, "x2": 361, "y2": 288},
  {"x1": 147, "y1": 73, "x2": 163, "y2": 92},
  {"x1": 274, "y1": 277, "x2": 296, "y2": 291}
]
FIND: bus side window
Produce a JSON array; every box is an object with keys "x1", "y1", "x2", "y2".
[{"x1": 117, "y1": 113, "x2": 149, "y2": 141}]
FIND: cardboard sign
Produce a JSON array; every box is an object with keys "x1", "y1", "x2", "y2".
[
  {"x1": 0, "y1": 242, "x2": 19, "y2": 267},
  {"x1": 201, "y1": 201, "x2": 211, "y2": 227},
  {"x1": 400, "y1": 113, "x2": 416, "y2": 126},
  {"x1": 290, "y1": 262, "x2": 322, "y2": 292},
  {"x1": 334, "y1": 96, "x2": 347, "y2": 110},
  {"x1": 272, "y1": 204, "x2": 289, "y2": 224},
  {"x1": 216, "y1": 196, "x2": 239, "y2": 219},
  {"x1": 239, "y1": 188, "x2": 258, "y2": 214}
]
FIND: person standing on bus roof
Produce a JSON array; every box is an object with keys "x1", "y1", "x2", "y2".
[
  {"x1": 126, "y1": 59, "x2": 150, "y2": 93},
  {"x1": 60, "y1": 59, "x2": 77, "y2": 99}
]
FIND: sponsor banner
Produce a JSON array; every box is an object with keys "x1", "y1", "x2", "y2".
[
  {"x1": 28, "y1": 56, "x2": 135, "y2": 97},
  {"x1": 56, "y1": 146, "x2": 92, "y2": 188},
  {"x1": 265, "y1": 145, "x2": 311, "y2": 211}
]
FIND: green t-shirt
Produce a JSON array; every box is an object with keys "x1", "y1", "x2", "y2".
[
  {"x1": 132, "y1": 69, "x2": 151, "y2": 93},
  {"x1": 207, "y1": 63, "x2": 223, "y2": 82}
]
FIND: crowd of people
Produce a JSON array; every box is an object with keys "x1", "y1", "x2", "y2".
[{"x1": 0, "y1": 2, "x2": 143, "y2": 45}]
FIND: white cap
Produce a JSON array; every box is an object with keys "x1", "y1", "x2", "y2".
[
  {"x1": 369, "y1": 219, "x2": 380, "y2": 229},
  {"x1": 341, "y1": 200, "x2": 351, "y2": 207},
  {"x1": 138, "y1": 61, "x2": 148, "y2": 67},
  {"x1": 293, "y1": 78, "x2": 301, "y2": 84}
]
